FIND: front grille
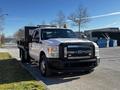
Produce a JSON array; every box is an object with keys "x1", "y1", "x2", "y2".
[{"x1": 59, "y1": 43, "x2": 95, "y2": 60}]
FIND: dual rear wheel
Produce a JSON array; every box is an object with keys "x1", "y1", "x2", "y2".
[{"x1": 20, "y1": 49, "x2": 30, "y2": 63}]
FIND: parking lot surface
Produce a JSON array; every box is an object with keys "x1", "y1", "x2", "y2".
[{"x1": 0, "y1": 47, "x2": 120, "y2": 90}]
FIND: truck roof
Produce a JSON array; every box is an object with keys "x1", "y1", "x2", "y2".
[{"x1": 36, "y1": 25, "x2": 68, "y2": 30}]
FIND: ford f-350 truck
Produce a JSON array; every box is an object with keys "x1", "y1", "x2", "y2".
[{"x1": 17, "y1": 25, "x2": 100, "y2": 76}]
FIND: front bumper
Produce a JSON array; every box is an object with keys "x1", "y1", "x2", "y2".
[{"x1": 46, "y1": 57, "x2": 100, "y2": 72}]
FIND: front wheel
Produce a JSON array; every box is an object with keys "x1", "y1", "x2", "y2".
[{"x1": 39, "y1": 55, "x2": 51, "y2": 77}]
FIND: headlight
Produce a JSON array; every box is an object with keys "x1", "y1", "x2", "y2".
[
  {"x1": 95, "y1": 45, "x2": 100, "y2": 58},
  {"x1": 47, "y1": 46, "x2": 59, "y2": 58},
  {"x1": 92, "y1": 42, "x2": 100, "y2": 58}
]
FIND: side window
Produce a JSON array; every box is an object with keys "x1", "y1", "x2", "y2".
[
  {"x1": 33, "y1": 31, "x2": 39, "y2": 39},
  {"x1": 32, "y1": 30, "x2": 39, "y2": 42}
]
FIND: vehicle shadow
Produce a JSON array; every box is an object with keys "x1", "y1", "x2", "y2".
[
  {"x1": 22, "y1": 62, "x2": 93, "y2": 85},
  {"x1": 40, "y1": 72, "x2": 92, "y2": 85},
  {"x1": 0, "y1": 59, "x2": 35, "y2": 84}
]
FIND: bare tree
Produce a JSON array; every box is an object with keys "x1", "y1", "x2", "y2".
[
  {"x1": 54, "y1": 11, "x2": 66, "y2": 28},
  {"x1": 68, "y1": 6, "x2": 89, "y2": 37},
  {"x1": 0, "y1": 8, "x2": 5, "y2": 45},
  {"x1": 14, "y1": 29, "x2": 24, "y2": 40},
  {"x1": 0, "y1": 33, "x2": 5, "y2": 44}
]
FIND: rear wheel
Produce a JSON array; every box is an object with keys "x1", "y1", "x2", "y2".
[
  {"x1": 39, "y1": 54, "x2": 51, "y2": 77},
  {"x1": 21, "y1": 50, "x2": 26, "y2": 63},
  {"x1": 20, "y1": 49, "x2": 30, "y2": 63}
]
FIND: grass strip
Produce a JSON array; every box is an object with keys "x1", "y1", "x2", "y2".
[{"x1": 0, "y1": 52, "x2": 46, "y2": 90}]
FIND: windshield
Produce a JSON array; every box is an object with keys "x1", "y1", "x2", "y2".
[{"x1": 41, "y1": 29, "x2": 77, "y2": 40}]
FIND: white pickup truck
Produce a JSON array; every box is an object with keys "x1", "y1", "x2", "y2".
[{"x1": 17, "y1": 25, "x2": 100, "y2": 76}]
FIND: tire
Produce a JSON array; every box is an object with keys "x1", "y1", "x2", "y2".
[
  {"x1": 21, "y1": 50, "x2": 30, "y2": 63},
  {"x1": 39, "y1": 54, "x2": 51, "y2": 77},
  {"x1": 21, "y1": 50, "x2": 26, "y2": 63}
]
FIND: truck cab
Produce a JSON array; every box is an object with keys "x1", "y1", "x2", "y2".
[{"x1": 18, "y1": 25, "x2": 100, "y2": 76}]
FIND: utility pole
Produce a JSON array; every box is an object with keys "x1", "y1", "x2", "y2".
[{"x1": 0, "y1": 14, "x2": 8, "y2": 45}]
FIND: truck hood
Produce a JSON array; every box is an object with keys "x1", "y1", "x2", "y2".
[{"x1": 45, "y1": 38, "x2": 92, "y2": 46}]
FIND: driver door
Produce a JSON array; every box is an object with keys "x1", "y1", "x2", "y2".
[{"x1": 29, "y1": 30, "x2": 41, "y2": 61}]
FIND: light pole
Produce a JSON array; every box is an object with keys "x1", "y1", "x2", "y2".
[
  {"x1": 0, "y1": 14, "x2": 8, "y2": 45},
  {"x1": 0, "y1": 13, "x2": 8, "y2": 33}
]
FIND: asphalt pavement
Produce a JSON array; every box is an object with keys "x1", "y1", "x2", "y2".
[{"x1": 0, "y1": 46, "x2": 120, "y2": 90}]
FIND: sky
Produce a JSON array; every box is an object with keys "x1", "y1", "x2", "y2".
[{"x1": 0, "y1": 0, "x2": 120, "y2": 36}]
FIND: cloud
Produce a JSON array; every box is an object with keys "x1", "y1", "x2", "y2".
[
  {"x1": 90, "y1": 21, "x2": 120, "y2": 29},
  {"x1": 87, "y1": 12, "x2": 120, "y2": 19},
  {"x1": 104, "y1": 22, "x2": 118, "y2": 27},
  {"x1": 67, "y1": 12, "x2": 120, "y2": 21}
]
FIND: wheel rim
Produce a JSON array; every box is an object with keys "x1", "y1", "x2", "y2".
[{"x1": 40, "y1": 59, "x2": 46, "y2": 74}]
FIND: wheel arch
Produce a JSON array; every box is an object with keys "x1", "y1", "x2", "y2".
[{"x1": 39, "y1": 51, "x2": 51, "y2": 76}]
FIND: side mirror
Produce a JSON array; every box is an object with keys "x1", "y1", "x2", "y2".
[{"x1": 81, "y1": 35, "x2": 87, "y2": 39}]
